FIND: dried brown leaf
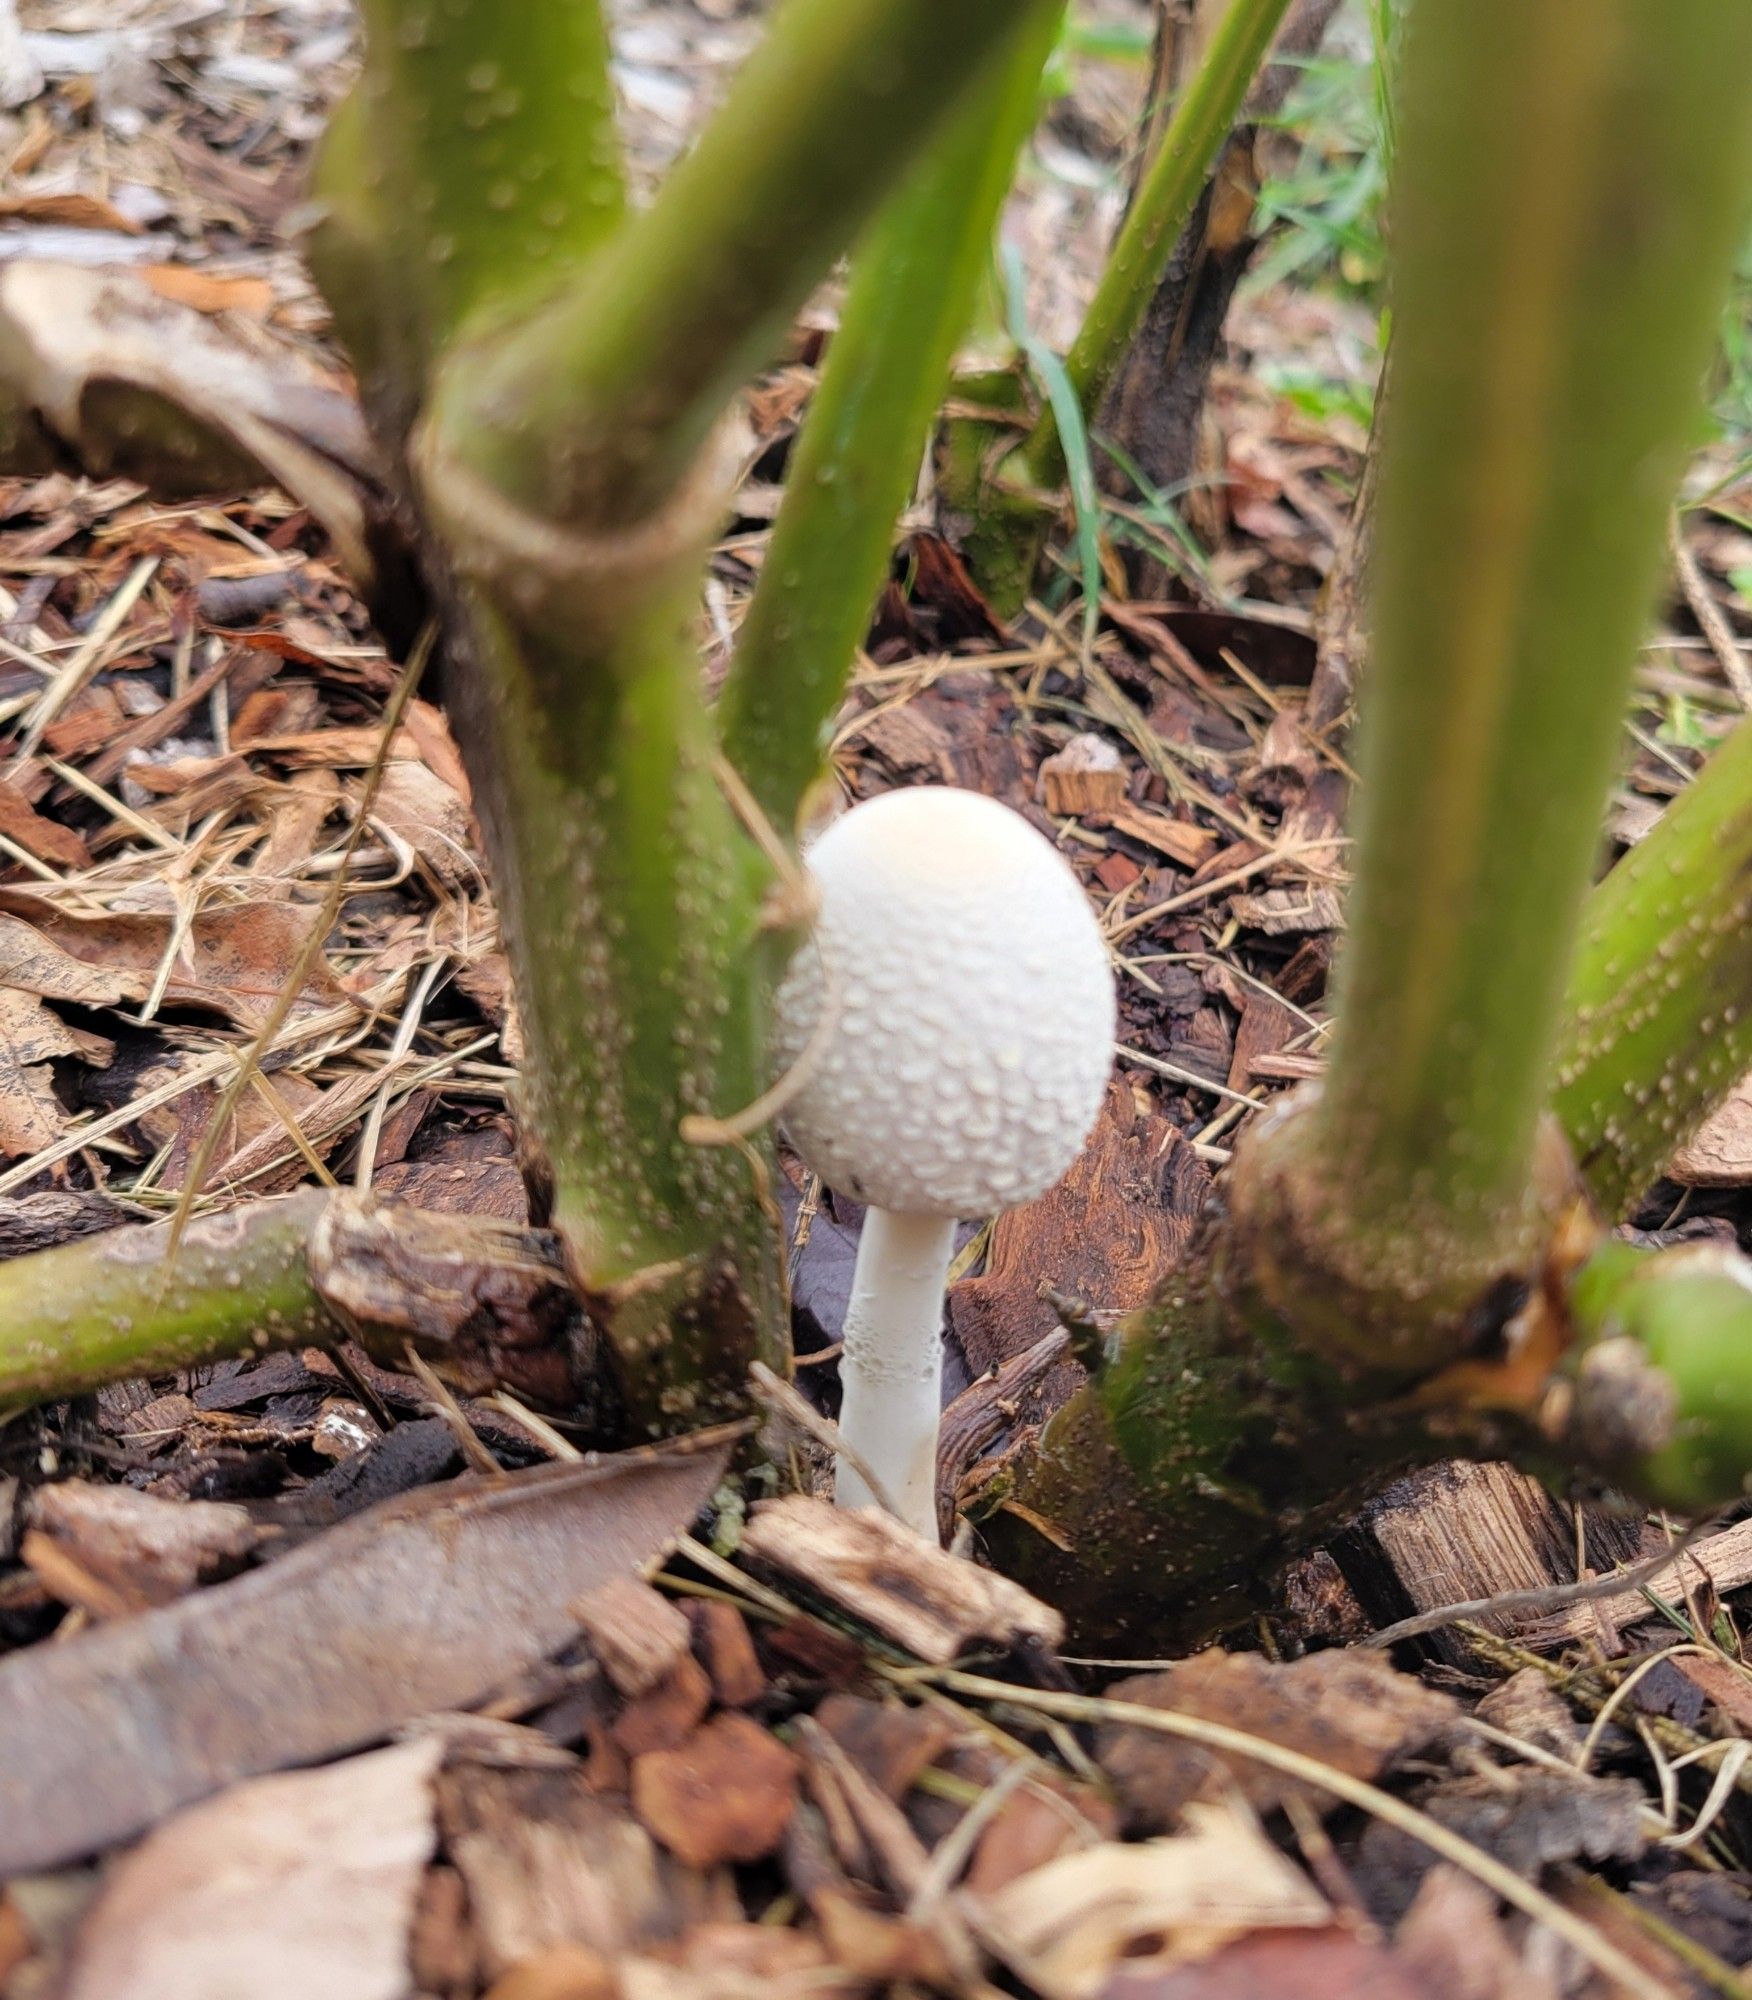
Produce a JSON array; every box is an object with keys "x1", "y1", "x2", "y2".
[
  {"x1": 980, "y1": 1806, "x2": 1328, "y2": 1999},
  {"x1": 0, "y1": 985, "x2": 83, "y2": 1156},
  {"x1": 0, "y1": 1439, "x2": 731, "y2": 1872},
  {"x1": 0, "y1": 887, "x2": 349, "y2": 1029},
  {"x1": 1099, "y1": 1649, "x2": 1456, "y2": 1832},
  {"x1": 62, "y1": 1739, "x2": 443, "y2": 2000}
]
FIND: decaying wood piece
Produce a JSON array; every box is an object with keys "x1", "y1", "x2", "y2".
[
  {"x1": 1100, "y1": 0, "x2": 1346, "y2": 589},
  {"x1": 574, "y1": 1576, "x2": 694, "y2": 1699},
  {"x1": 738, "y1": 1495, "x2": 1064, "y2": 1663},
  {"x1": 439, "y1": 1760, "x2": 727, "y2": 1979},
  {"x1": 310, "y1": 1196, "x2": 595, "y2": 1413},
  {"x1": 1331, "y1": 1460, "x2": 1646, "y2": 1667},
  {"x1": 0, "y1": 1439, "x2": 730, "y2": 1874}
]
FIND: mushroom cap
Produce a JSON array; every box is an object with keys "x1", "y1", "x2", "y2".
[{"x1": 773, "y1": 787, "x2": 1116, "y2": 1217}]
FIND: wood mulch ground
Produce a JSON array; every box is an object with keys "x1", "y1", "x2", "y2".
[{"x1": 0, "y1": 3, "x2": 1751, "y2": 1995}]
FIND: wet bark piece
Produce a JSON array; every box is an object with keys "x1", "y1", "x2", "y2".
[
  {"x1": 949, "y1": 1079, "x2": 1209, "y2": 1378},
  {"x1": 0, "y1": 1441, "x2": 729, "y2": 1874}
]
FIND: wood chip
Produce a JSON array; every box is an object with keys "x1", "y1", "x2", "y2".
[
  {"x1": 612, "y1": 1654, "x2": 713, "y2": 1757},
  {"x1": 739, "y1": 1495, "x2": 1064, "y2": 1663},
  {"x1": 689, "y1": 1600, "x2": 765, "y2": 1708},
  {"x1": 1038, "y1": 734, "x2": 1126, "y2": 815},
  {"x1": 575, "y1": 1575, "x2": 693, "y2": 1698},
  {"x1": 631, "y1": 1713, "x2": 800, "y2": 1868}
]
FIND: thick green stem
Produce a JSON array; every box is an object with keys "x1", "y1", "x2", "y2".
[
  {"x1": 0, "y1": 1195, "x2": 331, "y2": 1411},
  {"x1": 1566, "y1": 1240, "x2": 1752, "y2": 1512},
  {"x1": 0, "y1": 1194, "x2": 597, "y2": 1416},
  {"x1": 432, "y1": 0, "x2": 1054, "y2": 530},
  {"x1": 1554, "y1": 717, "x2": 1752, "y2": 1219},
  {"x1": 1013, "y1": 0, "x2": 1293, "y2": 494},
  {"x1": 441, "y1": 592, "x2": 789, "y2": 1432},
  {"x1": 314, "y1": 0, "x2": 624, "y2": 418},
  {"x1": 975, "y1": 1197, "x2": 1458, "y2": 1646},
  {"x1": 1294, "y1": 0, "x2": 1752, "y2": 1326},
  {"x1": 717, "y1": 0, "x2": 1064, "y2": 831}
]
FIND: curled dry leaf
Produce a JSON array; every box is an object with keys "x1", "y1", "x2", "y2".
[
  {"x1": 61, "y1": 1739, "x2": 443, "y2": 2000},
  {"x1": 979, "y1": 1805, "x2": 1329, "y2": 2000},
  {"x1": 0, "y1": 260, "x2": 395, "y2": 605},
  {"x1": 0, "y1": 1439, "x2": 730, "y2": 1874},
  {"x1": 0, "y1": 985, "x2": 92, "y2": 1158}
]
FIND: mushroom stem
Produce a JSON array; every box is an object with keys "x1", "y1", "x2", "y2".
[{"x1": 836, "y1": 1208, "x2": 957, "y2": 1538}]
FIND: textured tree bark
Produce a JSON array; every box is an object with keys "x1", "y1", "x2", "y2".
[{"x1": 1100, "y1": 0, "x2": 1346, "y2": 597}]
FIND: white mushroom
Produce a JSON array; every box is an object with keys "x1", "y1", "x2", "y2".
[{"x1": 773, "y1": 786, "x2": 1116, "y2": 1540}]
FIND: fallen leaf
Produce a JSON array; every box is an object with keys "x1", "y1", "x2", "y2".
[
  {"x1": 0, "y1": 261, "x2": 392, "y2": 605},
  {"x1": 0, "y1": 887, "x2": 350, "y2": 1030},
  {"x1": 1098, "y1": 1649, "x2": 1456, "y2": 1832},
  {"x1": 1102, "y1": 1927, "x2": 1433, "y2": 2000},
  {"x1": 0, "y1": 1439, "x2": 730, "y2": 1873},
  {"x1": 980, "y1": 1805, "x2": 1328, "y2": 1999},
  {"x1": 139, "y1": 264, "x2": 275, "y2": 318},
  {"x1": 61, "y1": 1739, "x2": 442, "y2": 2000},
  {"x1": 0, "y1": 774, "x2": 91, "y2": 869},
  {"x1": 1356, "y1": 1768, "x2": 1646, "y2": 1926},
  {"x1": 368, "y1": 759, "x2": 476, "y2": 886},
  {"x1": 0, "y1": 986, "x2": 85, "y2": 1157},
  {"x1": 0, "y1": 191, "x2": 143, "y2": 234},
  {"x1": 1393, "y1": 1866, "x2": 1557, "y2": 2000}
]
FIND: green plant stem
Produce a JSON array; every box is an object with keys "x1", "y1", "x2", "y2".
[
  {"x1": 717, "y1": 0, "x2": 1064, "y2": 831},
  {"x1": 1288, "y1": 0, "x2": 1752, "y2": 1338},
  {"x1": 1554, "y1": 717, "x2": 1752, "y2": 1219},
  {"x1": 1567, "y1": 1240, "x2": 1752, "y2": 1511},
  {"x1": 1013, "y1": 0, "x2": 1294, "y2": 494},
  {"x1": 0, "y1": 1195, "x2": 332, "y2": 1410},
  {"x1": 433, "y1": 0, "x2": 1055, "y2": 531},
  {"x1": 443, "y1": 595, "x2": 789, "y2": 1432},
  {"x1": 320, "y1": 0, "x2": 624, "y2": 412}
]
